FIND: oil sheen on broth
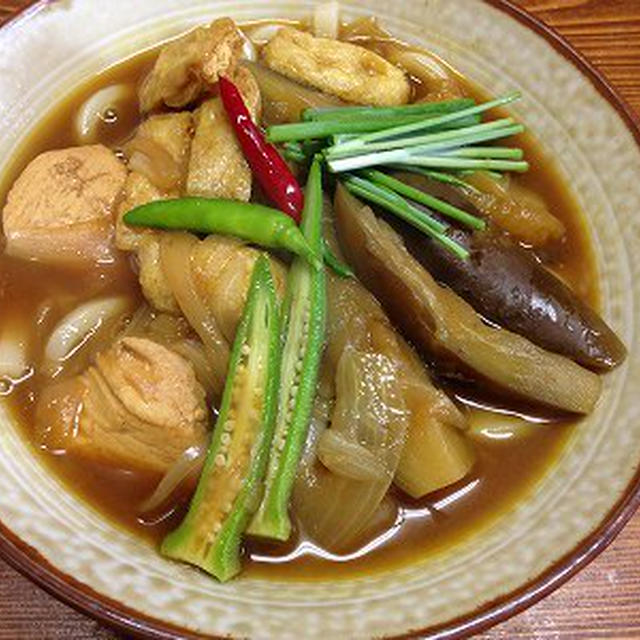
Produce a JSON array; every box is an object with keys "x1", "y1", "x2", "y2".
[{"x1": 0, "y1": 28, "x2": 596, "y2": 581}]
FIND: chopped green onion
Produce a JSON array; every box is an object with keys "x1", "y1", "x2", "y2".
[
  {"x1": 341, "y1": 175, "x2": 469, "y2": 260},
  {"x1": 302, "y1": 98, "x2": 475, "y2": 121},
  {"x1": 282, "y1": 142, "x2": 307, "y2": 163},
  {"x1": 325, "y1": 119, "x2": 523, "y2": 159},
  {"x1": 323, "y1": 240, "x2": 355, "y2": 278},
  {"x1": 328, "y1": 147, "x2": 529, "y2": 174},
  {"x1": 328, "y1": 91, "x2": 521, "y2": 155},
  {"x1": 267, "y1": 113, "x2": 480, "y2": 143},
  {"x1": 361, "y1": 169, "x2": 486, "y2": 230},
  {"x1": 388, "y1": 166, "x2": 475, "y2": 189}
]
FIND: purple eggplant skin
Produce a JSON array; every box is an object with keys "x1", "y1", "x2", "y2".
[{"x1": 389, "y1": 173, "x2": 627, "y2": 371}]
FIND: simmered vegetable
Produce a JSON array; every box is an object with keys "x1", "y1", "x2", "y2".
[
  {"x1": 245, "y1": 61, "x2": 342, "y2": 125},
  {"x1": 391, "y1": 172, "x2": 627, "y2": 371},
  {"x1": 162, "y1": 255, "x2": 280, "y2": 581},
  {"x1": 334, "y1": 185, "x2": 602, "y2": 414},
  {"x1": 463, "y1": 171, "x2": 566, "y2": 246},
  {"x1": 249, "y1": 159, "x2": 327, "y2": 541},
  {"x1": 123, "y1": 197, "x2": 320, "y2": 267}
]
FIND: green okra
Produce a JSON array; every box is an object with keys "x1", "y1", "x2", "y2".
[
  {"x1": 161, "y1": 255, "x2": 281, "y2": 581},
  {"x1": 247, "y1": 159, "x2": 327, "y2": 541}
]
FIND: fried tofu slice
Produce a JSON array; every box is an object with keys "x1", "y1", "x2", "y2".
[
  {"x1": 262, "y1": 27, "x2": 410, "y2": 106},
  {"x1": 115, "y1": 112, "x2": 194, "y2": 314},
  {"x1": 2, "y1": 145, "x2": 126, "y2": 265},
  {"x1": 36, "y1": 337, "x2": 209, "y2": 475},
  {"x1": 186, "y1": 67, "x2": 261, "y2": 201},
  {"x1": 139, "y1": 17, "x2": 244, "y2": 112}
]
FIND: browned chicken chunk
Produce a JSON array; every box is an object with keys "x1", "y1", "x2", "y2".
[
  {"x1": 36, "y1": 337, "x2": 209, "y2": 474},
  {"x1": 2, "y1": 145, "x2": 126, "y2": 265},
  {"x1": 139, "y1": 18, "x2": 244, "y2": 112},
  {"x1": 262, "y1": 27, "x2": 410, "y2": 106}
]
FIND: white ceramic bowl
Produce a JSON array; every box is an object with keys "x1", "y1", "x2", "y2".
[{"x1": 0, "y1": 1, "x2": 639, "y2": 637}]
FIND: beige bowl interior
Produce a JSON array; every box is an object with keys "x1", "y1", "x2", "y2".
[{"x1": 0, "y1": 1, "x2": 638, "y2": 638}]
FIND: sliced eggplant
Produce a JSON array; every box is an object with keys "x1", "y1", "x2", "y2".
[
  {"x1": 390, "y1": 172, "x2": 627, "y2": 371},
  {"x1": 334, "y1": 184, "x2": 602, "y2": 415}
]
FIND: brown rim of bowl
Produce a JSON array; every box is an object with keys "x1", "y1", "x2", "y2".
[{"x1": 0, "y1": 0, "x2": 639, "y2": 638}]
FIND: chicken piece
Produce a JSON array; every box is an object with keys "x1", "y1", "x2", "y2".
[
  {"x1": 190, "y1": 234, "x2": 287, "y2": 343},
  {"x1": 36, "y1": 337, "x2": 209, "y2": 474},
  {"x1": 261, "y1": 27, "x2": 410, "y2": 106},
  {"x1": 2, "y1": 145, "x2": 126, "y2": 264},
  {"x1": 139, "y1": 18, "x2": 244, "y2": 112},
  {"x1": 186, "y1": 68, "x2": 261, "y2": 200}
]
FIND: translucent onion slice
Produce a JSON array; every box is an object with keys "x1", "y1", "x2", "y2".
[
  {"x1": 313, "y1": 1, "x2": 340, "y2": 39},
  {"x1": 317, "y1": 430, "x2": 387, "y2": 482},
  {"x1": 126, "y1": 135, "x2": 181, "y2": 191},
  {"x1": 160, "y1": 233, "x2": 229, "y2": 398},
  {"x1": 245, "y1": 23, "x2": 284, "y2": 45},
  {"x1": 43, "y1": 296, "x2": 131, "y2": 373},
  {"x1": 468, "y1": 410, "x2": 538, "y2": 442},
  {"x1": 0, "y1": 323, "x2": 29, "y2": 379},
  {"x1": 293, "y1": 348, "x2": 408, "y2": 552},
  {"x1": 239, "y1": 31, "x2": 257, "y2": 61},
  {"x1": 75, "y1": 84, "x2": 132, "y2": 144},
  {"x1": 139, "y1": 443, "x2": 207, "y2": 513}
]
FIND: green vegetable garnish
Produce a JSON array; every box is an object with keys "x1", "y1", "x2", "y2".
[
  {"x1": 341, "y1": 174, "x2": 470, "y2": 260},
  {"x1": 323, "y1": 240, "x2": 355, "y2": 279},
  {"x1": 360, "y1": 169, "x2": 486, "y2": 230},
  {"x1": 248, "y1": 159, "x2": 327, "y2": 541},
  {"x1": 123, "y1": 197, "x2": 321, "y2": 268},
  {"x1": 302, "y1": 98, "x2": 475, "y2": 122},
  {"x1": 161, "y1": 255, "x2": 281, "y2": 581}
]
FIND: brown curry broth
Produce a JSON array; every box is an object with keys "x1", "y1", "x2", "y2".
[{"x1": 0, "y1": 34, "x2": 596, "y2": 581}]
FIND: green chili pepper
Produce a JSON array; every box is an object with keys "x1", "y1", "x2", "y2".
[
  {"x1": 248, "y1": 159, "x2": 327, "y2": 541},
  {"x1": 161, "y1": 255, "x2": 281, "y2": 581},
  {"x1": 123, "y1": 197, "x2": 321, "y2": 268}
]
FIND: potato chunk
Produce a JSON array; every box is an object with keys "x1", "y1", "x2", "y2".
[
  {"x1": 262, "y1": 27, "x2": 410, "y2": 106},
  {"x1": 139, "y1": 18, "x2": 244, "y2": 112},
  {"x1": 2, "y1": 145, "x2": 126, "y2": 265},
  {"x1": 36, "y1": 337, "x2": 209, "y2": 474}
]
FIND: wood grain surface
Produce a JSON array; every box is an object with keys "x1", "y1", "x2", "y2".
[{"x1": 1, "y1": 1, "x2": 639, "y2": 638}]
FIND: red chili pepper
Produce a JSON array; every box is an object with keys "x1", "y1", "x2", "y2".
[{"x1": 219, "y1": 75, "x2": 304, "y2": 224}]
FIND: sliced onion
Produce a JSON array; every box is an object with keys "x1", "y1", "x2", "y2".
[
  {"x1": 293, "y1": 348, "x2": 408, "y2": 552},
  {"x1": 386, "y1": 49, "x2": 464, "y2": 101},
  {"x1": 75, "y1": 84, "x2": 132, "y2": 144},
  {"x1": 468, "y1": 410, "x2": 538, "y2": 442},
  {"x1": 0, "y1": 323, "x2": 29, "y2": 379},
  {"x1": 239, "y1": 30, "x2": 257, "y2": 61},
  {"x1": 126, "y1": 135, "x2": 181, "y2": 191},
  {"x1": 317, "y1": 430, "x2": 386, "y2": 481},
  {"x1": 245, "y1": 23, "x2": 284, "y2": 45},
  {"x1": 160, "y1": 233, "x2": 229, "y2": 398},
  {"x1": 139, "y1": 443, "x2": 207, "y2": 513},
  {"x1": 313, "y1": 1, "x2": 340, "y2": 39},
  {"x1": 43, "y1": 296, "x2": 132, "y2": 373}
]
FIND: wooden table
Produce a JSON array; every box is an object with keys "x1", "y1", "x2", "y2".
[{"x1": 1, "y1": 1, "x2": 639, "y2": 638}]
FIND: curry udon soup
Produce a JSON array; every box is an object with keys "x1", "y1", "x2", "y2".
[{"x1": 0, "y1": 9, "x2": 626, "y2": 582}]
